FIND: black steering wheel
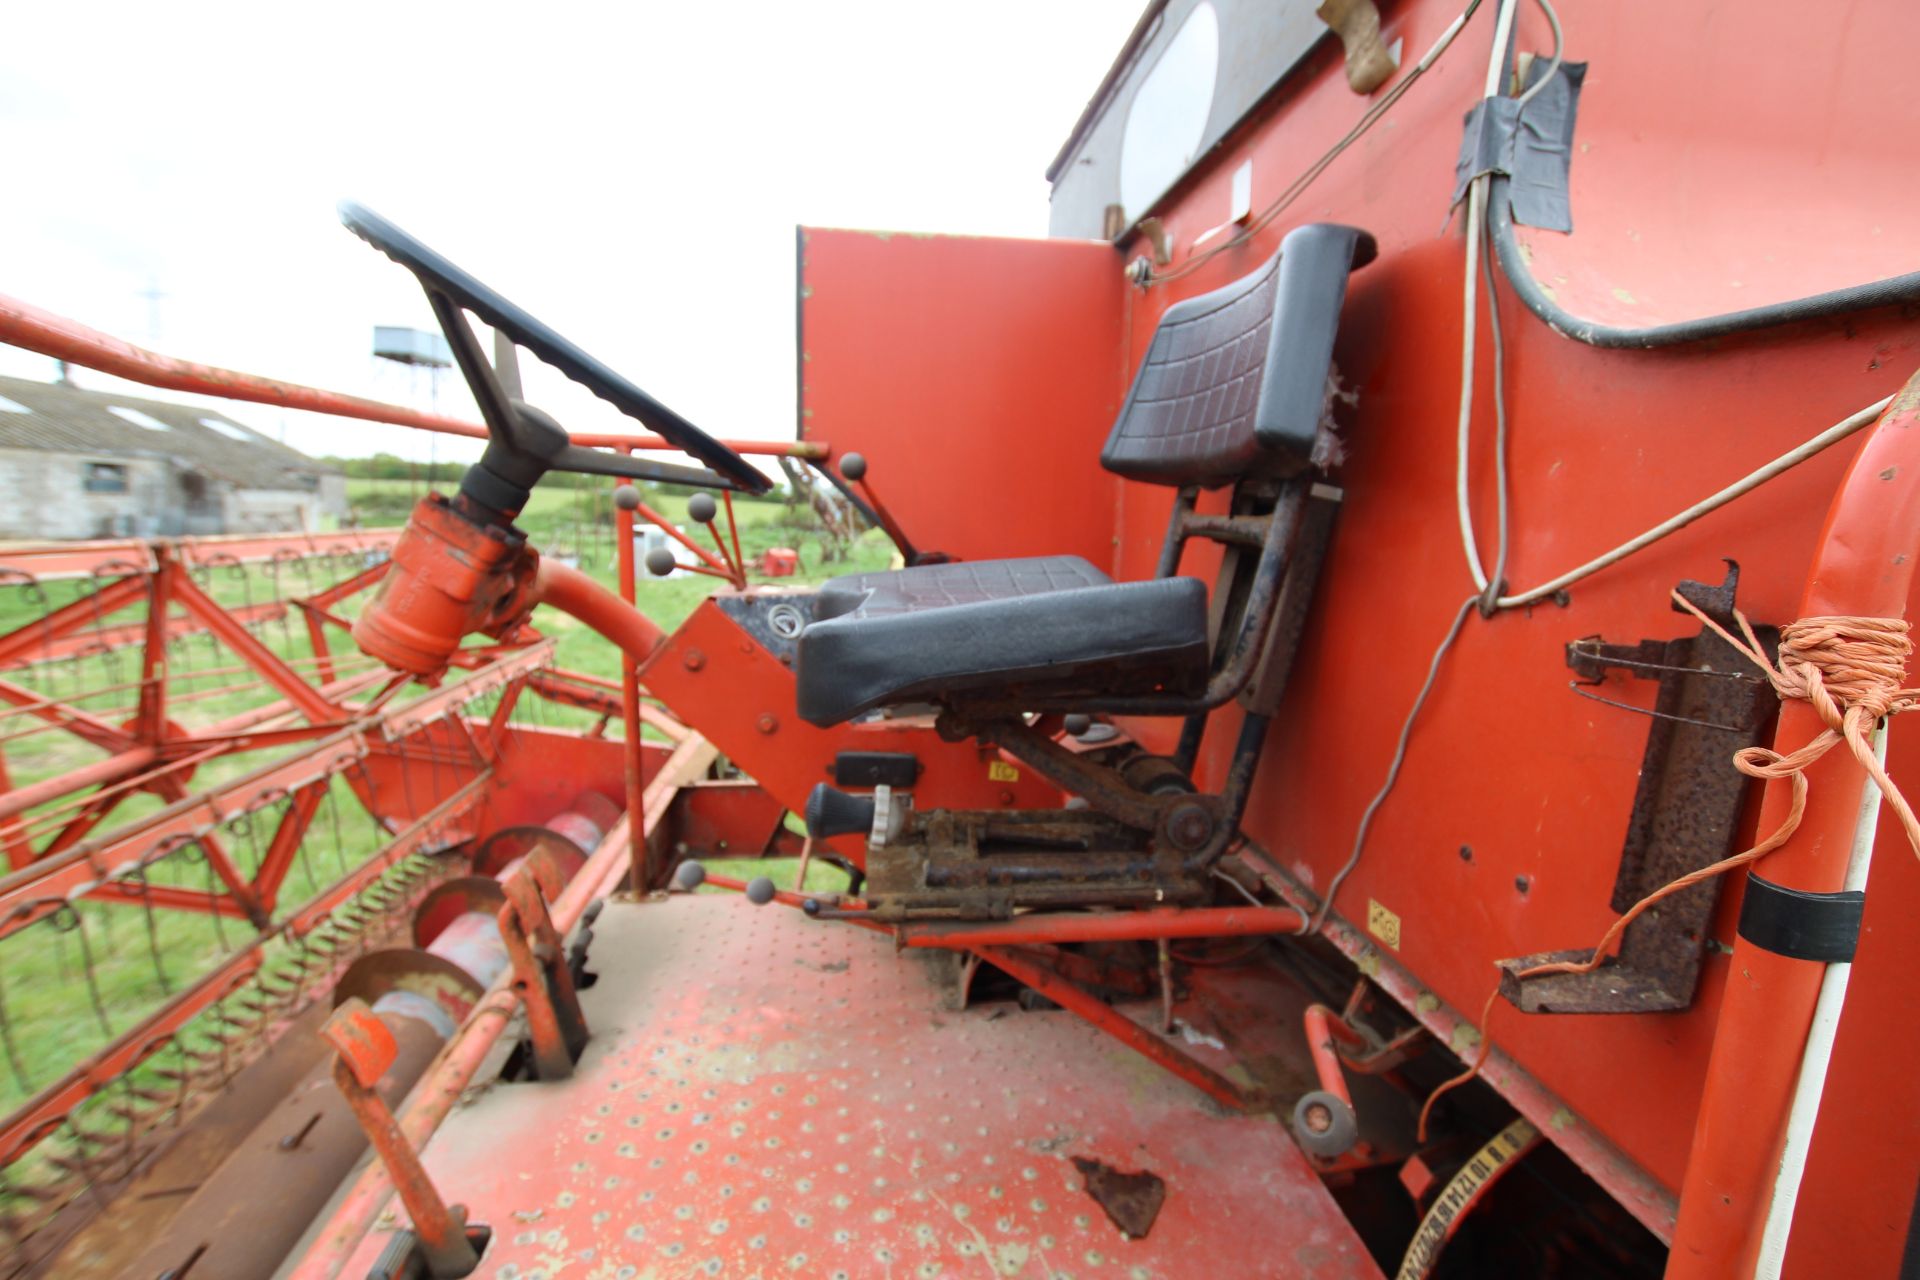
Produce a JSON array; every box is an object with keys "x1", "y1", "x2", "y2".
[{"x1": 339, "y1": 201, "x2": 769, "y2": 511}]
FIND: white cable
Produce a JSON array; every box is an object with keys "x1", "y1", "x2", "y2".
[
  {"x1": 1456, "y1": 177, "x2": 1491, "y2": 594},
  {"x1": 1496, "y1": 395, "x2": 1894, "y2": 610},
  {"x1": 1753, "y1": 725, "x2": 1888, "y2": 1279},
  {"x1": 1456, "y1": 0, "x2": 1523, "y2": 594},
  {"x1": 1460, "y1": 0, "x2": 1564, "y2": 601},
  {"x1": 1480, "y1": 0, "x2": 1522, "y2": 97},
  {"x1": 1481, "y1": 222, "x2": 1511, "y2": 608},
  {"x1": 1512, "y1": 0, "x2": 1564, "y2": 107}
]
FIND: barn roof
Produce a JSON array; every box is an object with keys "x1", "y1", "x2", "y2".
[{"x1": 0, "y1": 375, "x2": 340, "y2": 490}]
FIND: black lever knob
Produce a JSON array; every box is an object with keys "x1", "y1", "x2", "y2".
[
  {"x1": 688, "y1": 492, "x2": 717, "y2": 523},
  {"x1": 839, "y1": 453, "x2": 867, "y2": 482},
  {"x1": 805, "y1": 783, "x2": 875, "y2": 839}
]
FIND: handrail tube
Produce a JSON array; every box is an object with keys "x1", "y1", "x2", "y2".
[
  {"x1": 1668, "y1": 371, "x2": 1920, "y2": 1276},
  {"x1": 531, "y1": 560, "x2": 666, "y2": 664},
  {"x1": 0, "y1": 291, "x2": 828, "y2": 458}
]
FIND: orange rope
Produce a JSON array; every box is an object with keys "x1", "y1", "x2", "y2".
[{"x1": 1417, "y1": 593, "x2": 1920, "y2": 1141}]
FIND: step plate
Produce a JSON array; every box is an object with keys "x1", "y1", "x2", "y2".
[{"x1": 369, "y1": 895, "x2": 1380, "y2": 1279}]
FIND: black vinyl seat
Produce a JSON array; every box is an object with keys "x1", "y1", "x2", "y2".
[
  {"x1": 795, "y1": 223, "x2": 1376, "y2": 729},
  {"x1": 798, "y1": 557, "x2": 1210, "y2": 726}
]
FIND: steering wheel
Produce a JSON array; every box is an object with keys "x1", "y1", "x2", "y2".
[{"x1": 339, "y1": 201, "x2": 769, "y2": 512}]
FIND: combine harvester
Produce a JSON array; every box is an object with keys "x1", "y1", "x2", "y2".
[{"x1": 0, "y1": 0, "x2": 1916, "y2": 1274}]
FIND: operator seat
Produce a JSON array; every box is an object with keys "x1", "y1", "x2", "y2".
[{"x1": 795, "y1": 222, "x2": 1377, "y2": 728}]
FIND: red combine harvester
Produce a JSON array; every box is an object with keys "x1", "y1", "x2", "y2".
[{"x1": 0, "y1": 1, "x2": 1916, "y2": 1275}]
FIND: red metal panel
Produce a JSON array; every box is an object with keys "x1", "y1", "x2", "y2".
[
  {"x1": 1081, "y1": 0, "x2": 1920, "y2": 1242},
  {"x1": 783, "y1": 3, "x2": 1920, "y2": 1267},
  {"x1": 1511, "y1": 5, "x2": 1920, "y2": 326},
  {"x1": 798, "y1": 229, "x2": 1129, "y2": 567},
  {"x1": 642, "y1": 601, "x2": 1063, "y2": 864},
  {"x1": 0, "y1": 292, "x2": 826, "y2": 458},
  {"x1": 338, "y1": 896, "x2": 1381, "y2": 1279}
]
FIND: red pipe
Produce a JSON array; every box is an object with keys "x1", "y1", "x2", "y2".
[
  {"x1": 532, "y1": 560, "x2": 666, "y2": 663},
  {"x1": 898, "y1": 905, "x2": 1304, "y2": 948},
  {"x1": 974, "y1": 943, "x2": 1253, "y2": 1111},
  {"x1": 1670, "y1": 373, "x2": 1920, "y2": 1276},
  {"x1": 291, "y1": 802, "x2": 649, "y2": 1280},
  {"x1": 0, "y1": 748, "x2": 156, "y2": 822},
  {"x1": 615, "y1": 462, "x2": 651, "y2": 894},
  {"x1": 0, "y1": 291, "x2": 827, "y2": 457},
  {"x1": 1302, "y1": 1004, "x2": 1364, "y2": 1107}
]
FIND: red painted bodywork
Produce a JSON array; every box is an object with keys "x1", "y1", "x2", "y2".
[
  {"x1": 795, "y1": 3, "x2": 1920, "y2": 1273},
  {"x1": 4, "y1": 4, "x2": 1915, "y2": 1273},
  {"x1": 799, "y1": 230, "x2": 1129, "y2": 566},
  {"x1": 641, "y1": 598, "x2": 1064, "y2": 864}
]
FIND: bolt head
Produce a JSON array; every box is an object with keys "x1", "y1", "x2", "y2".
[
  {"x1": 1165, "y1": 803, "x2": 1214, "y2": 851},
  {"x1": 756, "y1": 713, "x2": 779, "y2": 734},
  {"x1": 1303, "y1": 1102, "x2": 1333, "y2": 1134},
  {"x1": 683, "y1": 648, "x2": 706, "y2": 671}
]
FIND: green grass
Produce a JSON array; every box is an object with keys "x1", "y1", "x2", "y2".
[{"x1": 0, "y1": 477, "x2": 888, "y2": 1141}]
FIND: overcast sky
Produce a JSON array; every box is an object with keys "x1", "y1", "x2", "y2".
[{"x1": 0, "y1": 1, "x2": 1140, "y2": 466}]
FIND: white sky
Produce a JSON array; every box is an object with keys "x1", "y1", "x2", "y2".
[{"x1": 0, "y1": 1, "x2": 1141, "y2": 466}]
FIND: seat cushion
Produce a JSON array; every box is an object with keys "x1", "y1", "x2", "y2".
[
  {"x1": 814, "y1": 555, "x2": 1113, "y2": 621},
  {"x1": 796, "y1": 557, "x2": 1210, "y2": 727}
]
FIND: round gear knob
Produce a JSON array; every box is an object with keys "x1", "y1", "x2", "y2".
[
  {"x1": 688, "y1": 492, "x2": 718, "y2": 523},
  {"x1": 746, "y1": 876, "x2": 777, "y2": 905},
  {"x1": 839, "y1": 453, "x2": 867, "y2": 482},
  {"x1": 645, "y1": 546, "x2": 678, "y2": 577},
  {"x1": 1290, "y1": 1090, "x2": 1359, "y2": 1158},
  {"x1": 670, "y1": 860, "x2": 706, "y2": 891},
  {"x1": 613, "y1": 484, "x2": 641, "y2": 511}
]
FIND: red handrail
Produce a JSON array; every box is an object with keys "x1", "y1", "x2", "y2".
[{"x1": 0, "y1": 292, "x2": 827, "y2": 459}]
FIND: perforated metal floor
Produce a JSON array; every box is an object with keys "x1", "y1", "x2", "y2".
[{"x1": 352, "y1": 895, "x2": 1379, "y2": 1279}]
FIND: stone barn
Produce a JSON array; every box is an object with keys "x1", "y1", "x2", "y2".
[{"x1": 0, "y1": 375, "x2": 346, "y2": 539}]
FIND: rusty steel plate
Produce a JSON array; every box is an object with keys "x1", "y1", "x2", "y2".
[{"x1": 345, "y1": 895, "x2": 1378, "y2": 1278}]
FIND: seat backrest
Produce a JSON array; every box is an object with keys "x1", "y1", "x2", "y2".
[{"x1": 1100, "y1": 223, "x2": 1376, "y2": 489}]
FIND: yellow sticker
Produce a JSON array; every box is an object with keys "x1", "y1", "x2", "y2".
[
  {"x1": 1366, "y1": 898, "x2": 1402, "y2": 951},
  {"x1": 987, "y1": 761, "x2": 1020, "y2": 783}
]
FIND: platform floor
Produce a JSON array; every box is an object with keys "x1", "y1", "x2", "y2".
[{"x1": 362, "y1": 895, "x2": 1379, "y2": 1279}]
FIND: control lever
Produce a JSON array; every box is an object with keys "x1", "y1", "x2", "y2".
[
  {"x1": 824, "y1": 454, "x2": 948, "y2": 566},
  {"x1": 806, "y1": 783, "x2": 876, "y2": 839},
  {"x1": 805, "y1": 782, "x2": 912, "y2": 848}
]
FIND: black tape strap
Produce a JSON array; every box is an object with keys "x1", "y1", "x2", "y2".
[
  {"x1": 1450, "y1": 61, "x2": 1586, "y2": 233},
  {"x1": 1737, "y1": 873, "x2": 1865, "y2": 963}
]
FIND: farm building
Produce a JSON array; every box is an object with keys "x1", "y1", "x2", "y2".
[{"x1": 0, "y1": 374, "x2": 346, "y2": 539}]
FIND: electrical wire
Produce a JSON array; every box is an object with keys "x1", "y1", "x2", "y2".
[
  {"x1": 1301, "y1": 595, "x2": 1478, "y2": 936},
  {"x1": 1512, "y1": 0, "x2": 1564, "y2": 108},
  {"x1": 1143, "y1": 0, "x2": 1486, "y2": 289},
  {"x1": 1456, "y1": 180, "x2": 1493, "y2": 594},
  {"x1": 1457, "y1": 0, "x2": 1562, "y2": 599},
  {"x1": 1481, "y1": 209, "x2": 1511, "y2": 610},
  {"x1": 1493, "y1": 394, "x2": 1894, "y2": 609}
]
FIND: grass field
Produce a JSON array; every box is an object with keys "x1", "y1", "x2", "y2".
[{"x1": 0, "y1": 475, "x2": 881, "y2": 1127}]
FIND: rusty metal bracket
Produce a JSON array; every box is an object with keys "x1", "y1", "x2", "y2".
[
  {"x1": 1499, "y1": 565, "x2": 1779, "y2": 1013},
  {"x1": 497, "y1": 868, "x2": 588, "y2": 1079},
  {"x1": 321, "y1": 1000, "x2": 482, "y2": 1278}
]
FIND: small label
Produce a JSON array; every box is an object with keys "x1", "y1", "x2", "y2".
[
  {"x1": 987, "y1": 761, "x2": 1020, "y2": 783},
  {"x1": 1367, "y1": 899, "x2": 1402, "y2": 951}
]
